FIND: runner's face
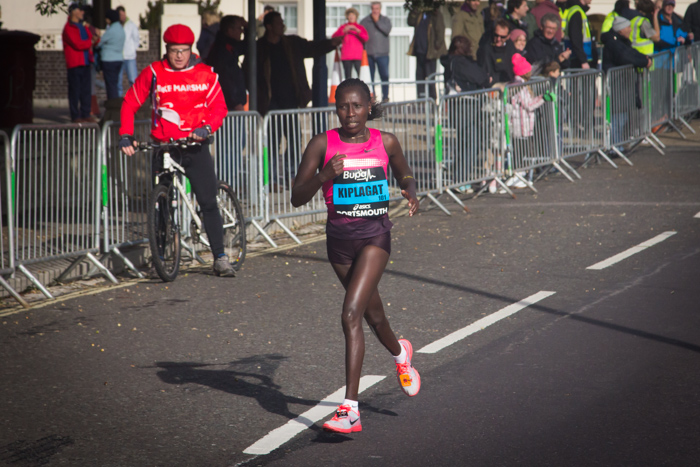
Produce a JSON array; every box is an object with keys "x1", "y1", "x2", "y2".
[{"x1": 335, "y1": 88, "x2": 370, "y2": 136}]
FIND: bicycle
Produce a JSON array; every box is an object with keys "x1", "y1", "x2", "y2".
[{"x1": 138, "y1": 138, "x2": 246, "y2": 282}]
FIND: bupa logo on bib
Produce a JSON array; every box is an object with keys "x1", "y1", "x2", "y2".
[{"x1": 333, "y1": 167, "x2": 389, "y2": 217}]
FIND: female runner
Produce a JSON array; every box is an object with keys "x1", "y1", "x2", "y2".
[{"x1": 291, "y1": 78, "x2": 421, "y2": 433}]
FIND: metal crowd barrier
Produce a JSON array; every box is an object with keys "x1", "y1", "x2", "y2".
[
  {"x1": 10, "y1": 124, "x2": 117, "y2": 300},
  {"x1": 369, "y1": 79, "x2": 445, "y2": 105},
  {"x1": 367, "y1": 99, "x2": 449, "y2": 213},
  {"x1": 648, "y1": 51, "x2": 679, "y2": 143},
  {"x1": 673, "y1": 45, "x2": 698, "y2": 134},
  {"x1": 503, "y1": 79, "x2": 559, "y2": 192},
  {"x1": 439, "y1": 88, "x2": 508, "y2": 204},
  {"x1": 556, "y1": 70, "x2": 606, "y2": 176},
  {"x1": 101, "y1": 120, "x2": 152, "y2": 278},
  {"x1": 0, "y1": 131, "x2": 28, "y2": 307},
  {"x1": 605, "y1": 65, "x2": 653, "y2": 164},
  {"x1": 262, "y1": 106, "x2": 337, "y2": 244},
  {"x1": 212, "y1": 111, "x2": 274, "y2": 246}
]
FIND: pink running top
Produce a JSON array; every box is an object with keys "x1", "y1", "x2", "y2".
[{"x1": 322, "y1": 128, "x2": 393, "y2": 239}]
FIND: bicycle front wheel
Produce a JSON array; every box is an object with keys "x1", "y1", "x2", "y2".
[
  {"x1": 217, "y1": 181, "x2": 246, "y2": 270},
  {"x1": 148, "y1": 183, "x2": 182, "y2": 282}
]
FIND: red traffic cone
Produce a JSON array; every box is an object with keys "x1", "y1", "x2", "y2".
[{"x1": 329, "y1": 49, "x2": 342, "y2": 104}]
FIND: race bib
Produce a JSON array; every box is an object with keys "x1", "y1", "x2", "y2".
[{"x1": 333, "y1": 167, "x2": 390, "y2": 218}]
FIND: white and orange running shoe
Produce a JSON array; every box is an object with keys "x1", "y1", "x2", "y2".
[
  {"x1": 396, "y1": 339, "x2": 421, "y2": 397},
  {"x1": 323, "y1": 405, "x2": 362, "y2": 433}
]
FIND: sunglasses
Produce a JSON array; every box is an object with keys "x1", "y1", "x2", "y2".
[{"x1": 494, "y1": 34, "x2": 509, "y2": 40}]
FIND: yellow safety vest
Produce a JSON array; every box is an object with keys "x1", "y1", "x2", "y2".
[
  {"x1": 561, "y1": 5, "x2": 593, "y2": 60},
  {"x1": 601, "y1": 11, "x2": 618, "y2": 34},
  {"x1": 630, "y1": 16, "x2": 654, "y2": 56}
]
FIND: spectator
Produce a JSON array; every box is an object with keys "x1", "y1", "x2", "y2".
[
  {"x1": 508, "y1": 53, "x2": 545, "y2": 188},
  {"x1": 408, "y1": 6, "x2": 447, "y2": 99},
  {"x1": 601, "y1": 16, "x2": 651, "y2": 150},
  {"x1": 207, "y1": 15, "x2": 248, "y2": 111},
  {"x1": 541, "y1": 60, "x2": 561, "y2": 78},
  {"x1": 629, "y1": 0, "x2": 660, "y2": 55},
  {"x1": 530, "y1": 0, "x2": 563, "y2": 40},
  {"x1": 62, "y1": 2, "x2": 96, "y2": 123},
  {"x1": 504, "y1": 0, "x2": 530, "y2": 36},
  {"x1": 360, "y1": 2, "x2": 392, "y2": 102},
  {"x1": 256, "y1": 5, "x2": 276, "y2": 38},
  {"x1": 682, "y1": 0, "x2": 700, "y2": 41},
  {"x1": 116, "y1": 6, "x2": 139, "y2": 97},
  {"x1": 441, "y1": 36, "x2": 491, "y2": 93},
  {"x1": 98, "y1": 9, "x2": 125, "y2": 100},
  {"x1": 332, "y1": 8, "x2": 369, "y2": 79},
  {"x1": 478, "y1": 18, "x2": 516, "y2": 85},
  {"x1": 510, "y1": 28, "x2": 528, "y2": 53},
  {"x1": 483, "y1": 0, "x2": 505, "y2": 40},
  {"x1": 561, "y1": 0, "x2": 597, "y2": 69},
  {"x1": 451, "y1": 0, "x2": 484, "y2": 60},
  {"x1": 197, "y1": 10, "x2": 221, "y2": 61},
  {"x1": 656, "y1": 0, "x2": 688, "y2": 52},
  {"x1": 525, "y1": 13, "x2": 571, "y2": 67},
  {"x1": 602, "y1": 0, "x2": 639, "y2": 34},
  {"x1": 247, "y1": 11, "x2": 341, "y2": 186},
  {"x1": 81, "y1": 6, "x2": 101, "y2": 118}
]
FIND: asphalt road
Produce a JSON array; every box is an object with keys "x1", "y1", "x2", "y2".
[{"x1": 1, "y1": 127, "x2": 699, "y2": 467}]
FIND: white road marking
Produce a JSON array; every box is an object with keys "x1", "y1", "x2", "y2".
[
  {"x1": 586, "y1": 231, "x2": 677, "y2": 270},
  {"x1": 242, "y1": 375, "x2": 386, "y2": 455},
  {"x1": 417, "y1": 291, "x2": 557, "y2": 354},
  {"x1": 694, "y1": 211, "x2": 700, "y2": 218}
]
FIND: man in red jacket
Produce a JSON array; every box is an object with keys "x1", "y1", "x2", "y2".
[
  {"x1": 62, "y1": 2, "x2": 97, "y2": 123},
  {"x1": 119, "y1": 24, "x2": 235, "y2": 277}
]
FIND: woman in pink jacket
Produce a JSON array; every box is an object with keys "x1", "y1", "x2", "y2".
[{"x1": 332, "y1": 8, "x2": 369, "y2": 79}]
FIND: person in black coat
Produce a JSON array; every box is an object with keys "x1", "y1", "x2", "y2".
[
  {"x1": 525, "y1": 12, "x2": 571, "y2": 68},
  {"x1": 478, "y1": 19, "x2": 517, "y2": 84},
  {"x1": 207, "y1": 15, "x2": 248, "y2": 111},
  {"x1": 441, "y1": 36, "x2": 492, "y2": 92}
]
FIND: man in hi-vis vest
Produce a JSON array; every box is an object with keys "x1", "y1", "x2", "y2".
[{"x1": 560, "y1": 0, "x2": 598, "y2": 68}]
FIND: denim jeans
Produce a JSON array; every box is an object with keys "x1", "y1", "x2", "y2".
[
  {"x1": 118, "y1": 59, "x2": 138, "y2": 96},
  {"x1": 101, "y1": 61, "x2": 122, "y2": 100},
  {"x1": 367, "y1": 55, "x2": 390, "y2": 101}
]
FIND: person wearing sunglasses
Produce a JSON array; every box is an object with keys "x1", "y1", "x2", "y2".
[{"x1": 477, "y1": 18, "x2": 516, "y2": 85}]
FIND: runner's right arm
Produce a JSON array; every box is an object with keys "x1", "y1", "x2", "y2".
[{"x1": 291, "y1": 134, "x2": 344, "y2": 207}]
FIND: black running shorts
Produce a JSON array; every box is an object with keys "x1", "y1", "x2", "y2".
[{"x1": 326, "y1": 231, "x2": 391, "y2": 265}]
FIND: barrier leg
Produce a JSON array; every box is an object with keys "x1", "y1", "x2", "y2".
[
  {"x1": 17, "y1": 264, "x2": 54, "y2": 300},
  {"x1": 665, "y1": 120, "x2": 686, "y2": 139},
  {"x1": 610, "y1": 147, "x2": 634, "y2": 166},
  {"x1": 273, "y1": 219, "x2": 303, "y2": 245},
  {"x1": 85, "y1": 252, "x2": 119, "y2": 284},
  {"x1": 442, "y1": 189, "x2": 470, "y2": 213},
  {"x1": 111, "y1": 247, "x2": 146, "y2": 279},
  {"x1": 422, "y1": 193, "x2": 452, "y2": 216},
  {"x1": 250, "y1": 219, "x2": 278, "y2": 248},
  {"x1": 56, "y1": 256, "x2": 89, "y2": 283},
  {"x1": 551, "y1": 162, "x2": 575, "y2": 183},
  {"x1": 678, "y1": 116, "x2": 696, "y2": 134},
  {"x1": 644, "y1": 135, "x2": 665, "y2": 155},
  {"x1": 0, "y1": 276, "x2": 30, "y2": 308},
  {"x1": 513, "y1": 171, "x2": 538, "y2": 193},
  {"x1": 180, "y1": 240, "x2": 206, "y2": 264},
  {"x1": 596, "y1": 149, "x2": 620, "y2": 169},
  {"x1": 559, "y1": 159, "x2": 582, "y2": 179}
]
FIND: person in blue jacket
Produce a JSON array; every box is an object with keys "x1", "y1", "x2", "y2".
[
  {"x1": 98, "y1": 9, "x2": 125, "y2": 99},
  {"x1": 655, "y1": 0, "x2": 688, "y2": 52}
]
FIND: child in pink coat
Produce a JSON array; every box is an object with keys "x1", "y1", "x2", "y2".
[{"x1": 332, "y1": 8, "x2": 369, "y2": 79}]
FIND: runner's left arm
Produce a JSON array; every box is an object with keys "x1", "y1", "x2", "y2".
[{"x1": 383, "y1": 132, "x2": 419, "y2": 216}]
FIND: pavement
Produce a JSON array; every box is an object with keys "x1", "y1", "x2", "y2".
[{"x1": 1, "y1": 121, "x2": 699, "y2": 466}]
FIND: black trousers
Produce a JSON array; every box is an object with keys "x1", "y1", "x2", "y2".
[
  {"x1": 154, "y1": 142, "x2": 225, "y2": 257},
  {"x1": 415, "y1": 53, "x2": 437, "y2": 100},
  {"x1": 67, "y1": 65, "x2": 91, "y2": 121}
]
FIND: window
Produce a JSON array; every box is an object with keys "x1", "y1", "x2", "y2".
[
  {"x1": 277, "y1": 4, "x2": 298, "y2": 34},
  {"x1": 327, "y1": 6, "x2": 346, "y2": 29},
  {"x1": 386, "y1": 6, "x2": 408, "y2": 28}
]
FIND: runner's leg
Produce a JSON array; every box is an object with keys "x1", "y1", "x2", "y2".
[{"x1": 330, "y1": 245, "x2": 401, "y2": 400}]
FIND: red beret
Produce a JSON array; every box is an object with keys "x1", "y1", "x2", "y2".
[{"x1": 163, "y1": 24, "x2": 195, "y2": 45}]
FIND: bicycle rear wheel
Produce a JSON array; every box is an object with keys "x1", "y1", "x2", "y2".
[
  {"x1": 217, "y1": 181, "x2": 246, "y2": 270},
  {"x1": 148, "y1": 183, "x2": 181, "y2": 281}
]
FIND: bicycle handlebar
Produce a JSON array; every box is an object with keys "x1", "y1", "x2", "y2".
[{"x1": 136, "y1": 138, "x2": 203, "y2": 151}]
